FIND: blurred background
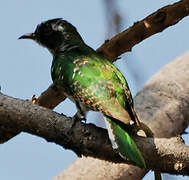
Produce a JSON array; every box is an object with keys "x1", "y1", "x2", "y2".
[{"x1": 0, "y1": 0, "x2": 189, "y2": 179}]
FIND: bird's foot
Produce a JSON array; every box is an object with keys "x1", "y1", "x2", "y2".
[
  {"x1": 71, "y1": 113, "x2": 87, "y2": 129},
  {"x1": 73, "y1": 113, "x2": 87, "y2": 123}
]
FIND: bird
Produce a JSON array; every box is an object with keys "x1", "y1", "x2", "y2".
[{"x1": 19, "y1": 18, "x2": 146, "y2": 168}]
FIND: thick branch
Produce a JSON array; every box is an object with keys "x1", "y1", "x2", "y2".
[
  {"x1": 97, "y1": 0, "x2": 189, "y2": 60},
  {"x1": 0, "y1": 93, "x2": 189, "y2": 175}
]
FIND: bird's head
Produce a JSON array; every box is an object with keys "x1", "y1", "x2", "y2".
[{"x1": 19, "y1": 18, "x2": 84, "y2": 54}]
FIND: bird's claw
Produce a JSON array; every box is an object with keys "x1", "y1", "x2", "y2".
[
  {"x1": 80, "y1": 117, "x2": 87, "y2": 123},
  {"x1": 73, "y1": 113, "x2": 87, "y2": 123}
]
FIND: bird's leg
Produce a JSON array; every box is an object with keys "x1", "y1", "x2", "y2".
[
  {"x1": 73, "y1": 111, "x2": 86, "y2": 122},
  {"x1": 73, "y1": 101, "x2": 87, "y2": 123}
]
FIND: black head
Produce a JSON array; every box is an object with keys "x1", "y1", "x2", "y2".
[{"x1": 19, "y1": 18, "x2": 84, "y2": 53}]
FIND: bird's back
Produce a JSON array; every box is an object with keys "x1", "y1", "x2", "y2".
[{"x1": 51, "y1": 46, "x2": 135, "y2": 125}]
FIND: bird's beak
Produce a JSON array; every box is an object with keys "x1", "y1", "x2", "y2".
[{"x1": 18, "y1": 33, "x2": 36, "y2": 40}]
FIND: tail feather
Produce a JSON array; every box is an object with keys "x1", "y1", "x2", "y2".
[{"x1": 105, "y1": 116, "x2": 146, "y2": 168}]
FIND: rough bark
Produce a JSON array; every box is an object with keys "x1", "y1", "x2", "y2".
[
  {"x1": 1, "y1": 91, "x2": 189, "y2": 174},
  {"x1": 97, "y1": 0, "x2": 189, "y2": 61}
]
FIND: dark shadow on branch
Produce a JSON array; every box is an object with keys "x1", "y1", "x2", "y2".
[{"x1": 0, "y1": 92, "x2": 189, "y2": 174}]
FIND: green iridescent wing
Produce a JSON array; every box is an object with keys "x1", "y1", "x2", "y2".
[{"x1": 69, "y1": 54, "x2": 135, "y2": 124}]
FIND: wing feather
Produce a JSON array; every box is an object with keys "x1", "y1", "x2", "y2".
[{"x1": 71, "y1": 55, "x2": 135, "y2": 124}]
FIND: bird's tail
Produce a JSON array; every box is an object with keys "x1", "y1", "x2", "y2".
[{"x1": 105, "y1": 116, "x2": 146, "y2": 168}]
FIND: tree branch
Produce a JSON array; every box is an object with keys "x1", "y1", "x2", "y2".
[
  {"x1": 97, "y1": 0, "x2": 189, "y2": 61},
  {"x1": 0, "y1": 92, "x2": 189, "y2": 175}
]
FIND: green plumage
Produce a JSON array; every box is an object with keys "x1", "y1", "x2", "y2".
[
  {"x1": 19, "y1": 18, "x2": 146, "y2": 168},
  {"x1": 105, "y1": 117, "x2": 146, "y2": 167}
]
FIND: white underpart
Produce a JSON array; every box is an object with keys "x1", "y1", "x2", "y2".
[
  {"x1": 104, "y1": 117, "x2": 128, "y2": 160},
  {"x1": 104, "y1": 117, "x2": 118, "y2": 150}
]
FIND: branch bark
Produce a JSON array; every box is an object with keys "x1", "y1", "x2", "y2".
[
  {"x1": 98, "y1": 0, "x2": 189, "y2": 61},
  {"x1": 0, "y1": 92, "x2": 189, "y2": 175}
]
